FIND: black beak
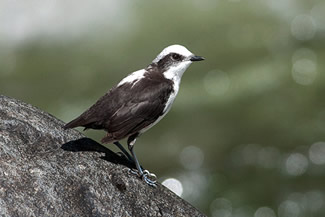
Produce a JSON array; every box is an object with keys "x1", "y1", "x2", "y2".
[{"x1": 190, "y1": 56, "x2": 205, "y2": 62}]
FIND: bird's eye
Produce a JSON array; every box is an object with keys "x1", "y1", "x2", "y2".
[{"x1": 171, "y1": 53, "x2": 181, "y2": 61}]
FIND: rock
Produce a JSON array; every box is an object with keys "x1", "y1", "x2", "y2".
[{"x1": 0, "y1": 95, "x2": 205, "y2": 217}]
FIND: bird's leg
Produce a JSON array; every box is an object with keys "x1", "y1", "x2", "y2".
[
  {"x1": 127, "y1": 135, "x2": 157, "y2": 187},
  {"x1": 113, "y1": 141, "x2": 134, "y2": 163},
  {"x1": 114, "y1": 141, "x2": 146, "y2": 172}
]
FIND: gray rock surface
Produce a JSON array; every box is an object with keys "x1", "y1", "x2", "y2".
[{"x1": 0, "y1": 95, "x2": 205, "y2": 217}]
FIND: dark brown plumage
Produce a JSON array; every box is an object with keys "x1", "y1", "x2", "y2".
[{"x1": 64, "y1": 66, "x2": 174, "y2": 144}]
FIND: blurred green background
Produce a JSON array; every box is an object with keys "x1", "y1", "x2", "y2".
[{"x1": 1, "y1": 0, "x2": 325, "y2": 216}]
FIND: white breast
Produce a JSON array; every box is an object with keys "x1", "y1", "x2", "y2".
[{"x1": 162, "y1": 61, "x2": 191, "y2": 112}]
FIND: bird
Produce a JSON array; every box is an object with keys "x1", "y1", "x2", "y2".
[{"x1": 64, "y1": 44, "x2": 204, "y2": 186}]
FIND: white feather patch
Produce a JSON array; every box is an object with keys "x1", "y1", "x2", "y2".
[{"x1": 117, "y1": 69, "x2": 146, "y2": 87}]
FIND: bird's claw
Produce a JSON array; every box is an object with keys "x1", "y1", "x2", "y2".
[
  {"x1": 142, "y1": 170, "x2": 157, "y2": 181},
  {"x1": 126, "y1": 168, "x2": 157, "y2": 187},
  {"x1": 141, "y1": 170, "x2": 157, "y2": 187},
  {"x1": 129, "y1": 168, "x2": 139, "y2": 175}
]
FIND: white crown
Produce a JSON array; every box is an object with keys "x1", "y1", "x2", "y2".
[{"x1": 153, "y1": 45, "x2": 193, "y2": 63}]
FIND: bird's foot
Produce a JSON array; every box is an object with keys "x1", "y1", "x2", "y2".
[
  {"x1": 129, "y1": 168, "x2": 139, "y2": 175},
  {"x1": 142, "y1": 170, "x2": 157, "y2": 187},
  {"x1": 127, "y1": 168, "x2": 157, "y2": 187}
]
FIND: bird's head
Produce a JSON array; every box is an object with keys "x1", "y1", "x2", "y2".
[{"x1": 150, "y1": 45, "x2": 204, "y2": 81}]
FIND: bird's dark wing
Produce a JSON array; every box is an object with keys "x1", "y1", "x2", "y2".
[
  {"x1": 102, "y1": 79, "x2": 174, "y2": 142},
  {"x1": 64, "y1": 75, "x2": 174, "y2": 143},
  {"x1": 105, "y1": 95, "x2": 163, "y2": 138},
  {"x1": 63, "y1": 89, "x2": 121, "y2": 130}
]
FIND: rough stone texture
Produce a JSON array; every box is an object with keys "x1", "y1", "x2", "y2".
[{"x1": 0, "y1": 95, "x2": 205, "y2": 217}]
